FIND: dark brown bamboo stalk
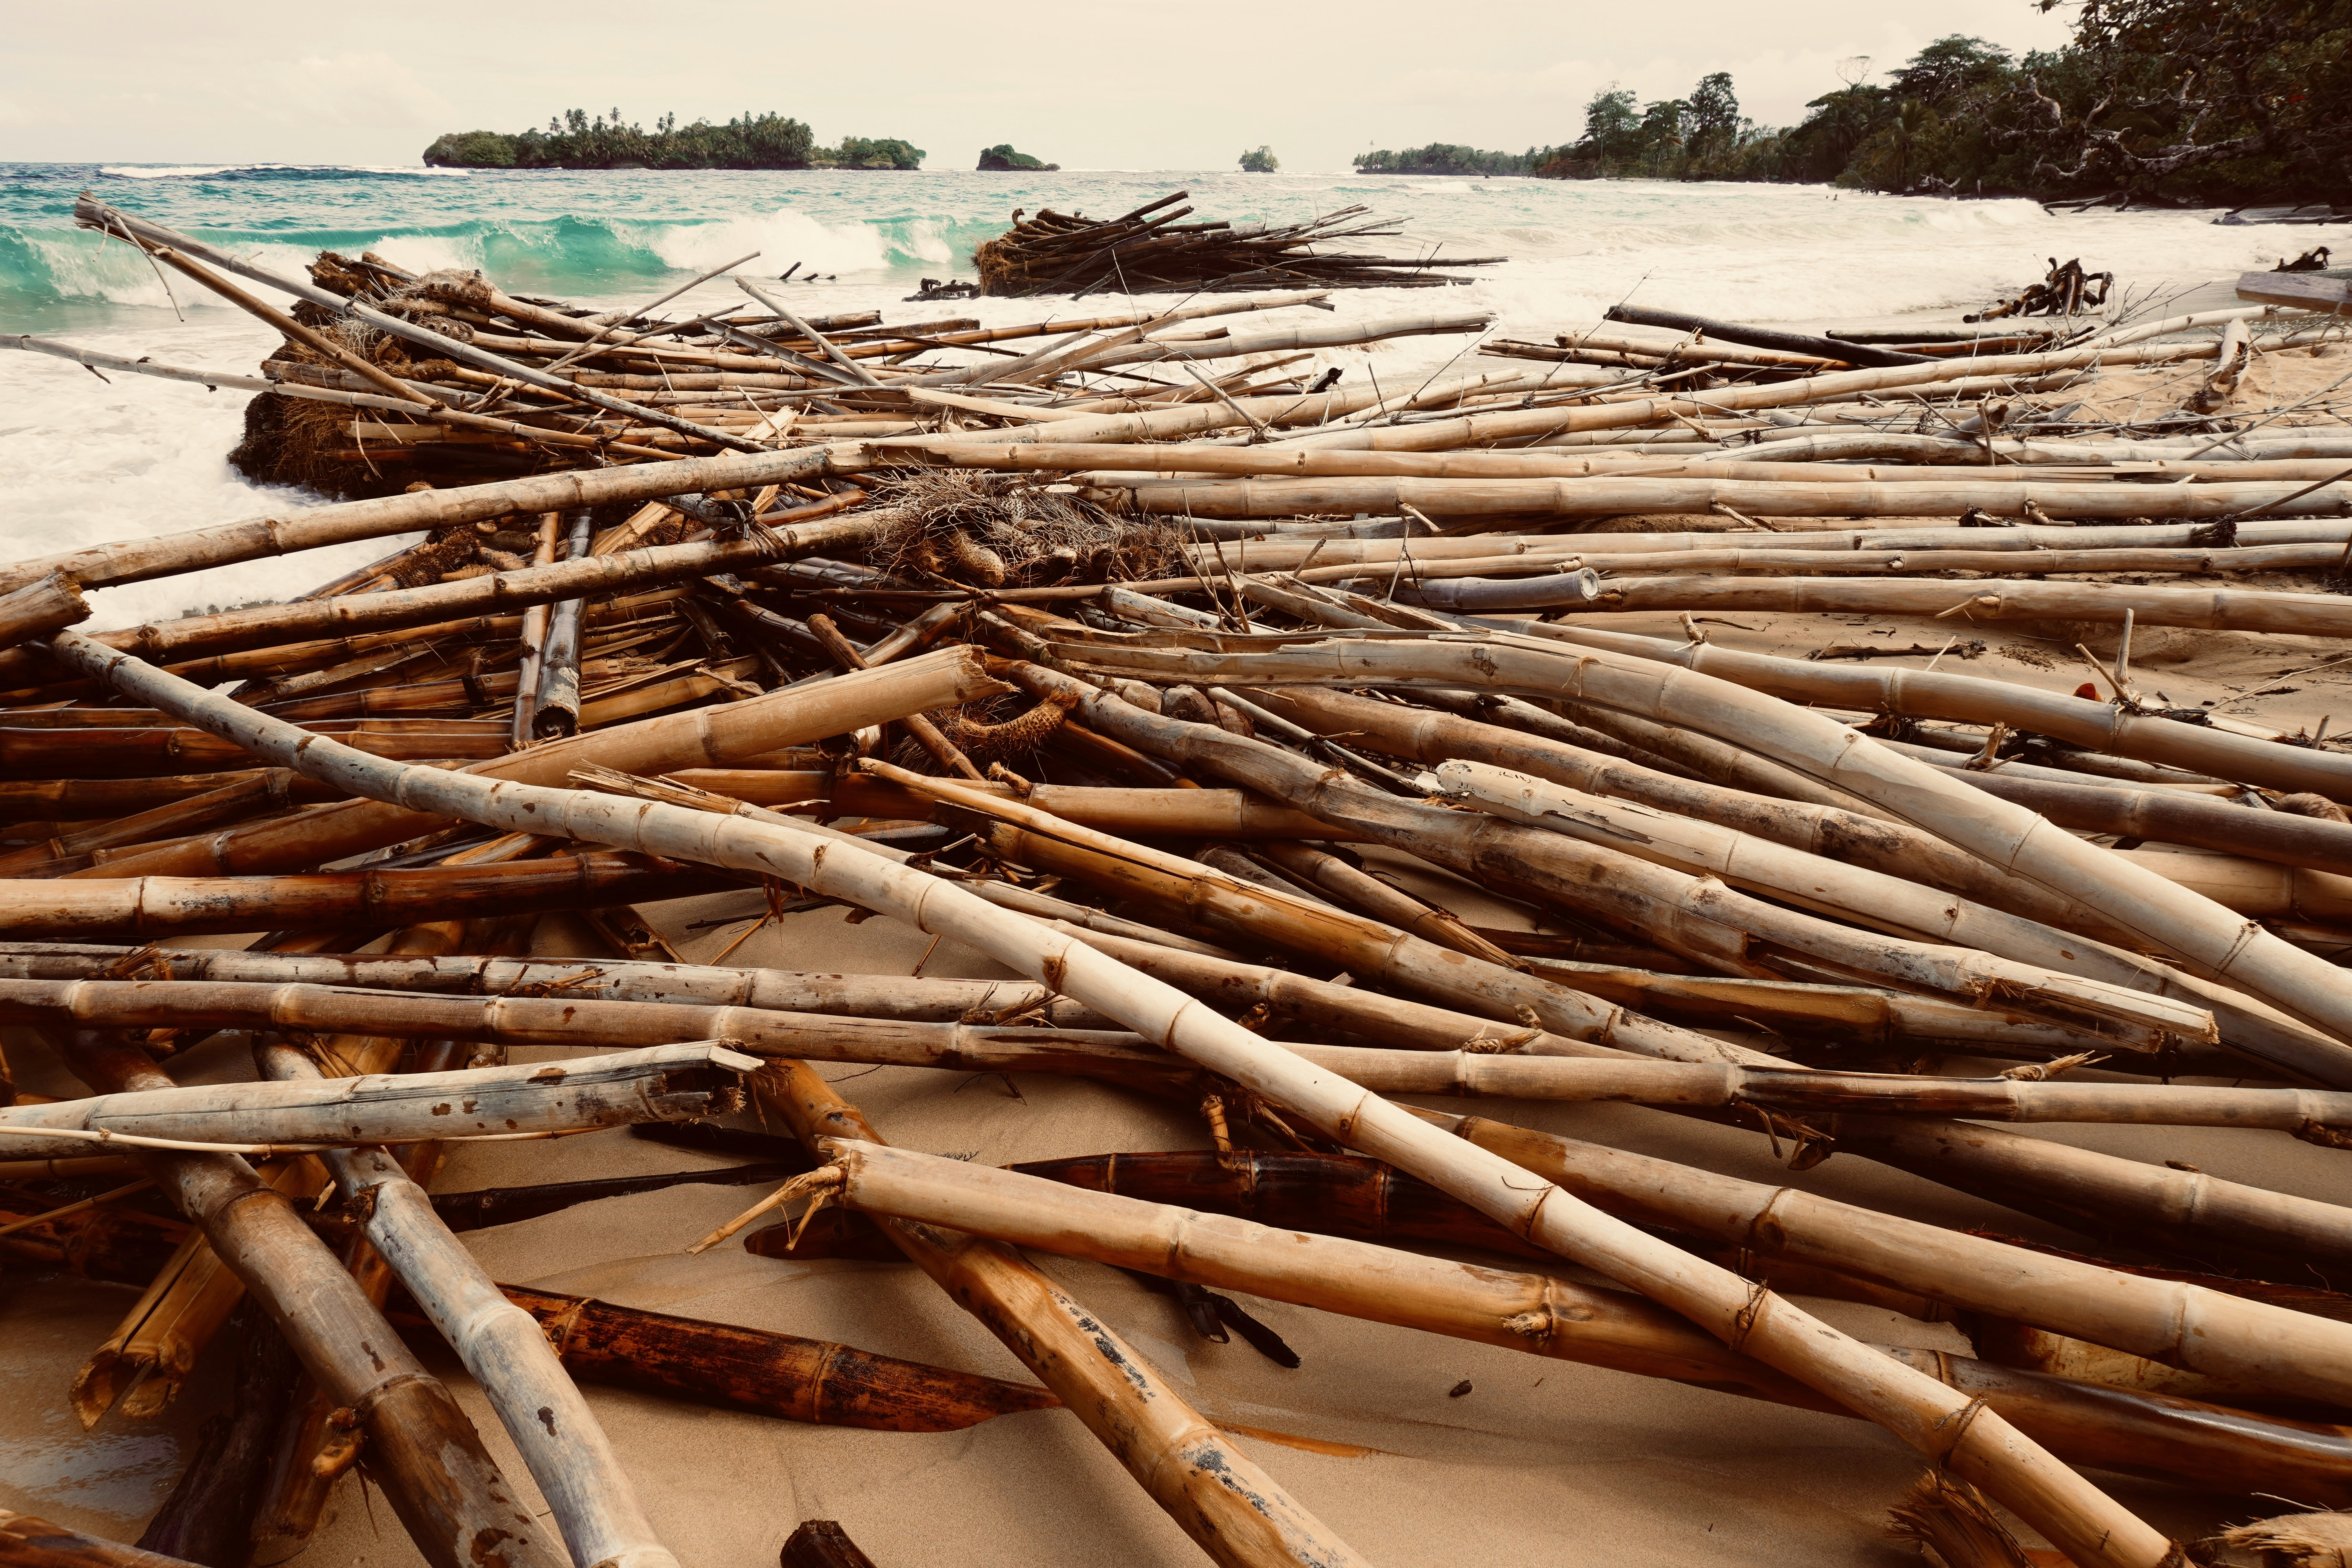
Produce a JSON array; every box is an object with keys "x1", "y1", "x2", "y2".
[
  {"x1": 0, "y1": 721, "x2": 508, "y2": 780},
  {"x1": 0, "y1": 773, "x2": 321, "y2": 878},
  {"x1": 131, "y1": 1301, "x2": 300, "y2": 1568},
  {"x1": 0, "y1": 1512, "x2": 208, "y2": 1568}
]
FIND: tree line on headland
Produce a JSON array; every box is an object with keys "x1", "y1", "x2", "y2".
[
  {"x1": 1358, "y1": 0, "x2": 2347, "y2": 207},
  {"x1": 423, "y1": 110, "x2": 922, "y2": 171}
]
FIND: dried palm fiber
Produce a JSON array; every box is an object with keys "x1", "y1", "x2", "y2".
[
  {"x1": 1038, "y1": 639, "x2": 2352, "y2": 1085},
  {"x1": 808, "y1": 1139, "x2": 2352, "y2": 1507},
  {"x1": 0, "y1": 1185, "x2": 1062, "y2": 1435},
  {"x1": 256, "y1": 1044, "x2": 695, "y2": 1568},
  {"x1": 866, "y1": 466, "x2": 1187, "y2": 588},
  {"x1": 1886, "y1": 1473, "x2": 2038, "y2": 1568},
  {"x1": 0, "y1": 944, "x2": 1112, "y2": 1029},
  {"x1": 750, "y1": 1060, "x2": 1369, "y2": 1568},
  {"x1": 50, "y1": 630, "x2": 2181, "y2": 1568},
  {"x1": 2200, "y1": 1510, "x2": 2352, "y2": 1567},
  {"x1": 49, "y1": 1029, "x2": 560, "y2": 1568},
  {"x1": 81, "y1": 645, "x2": 1004, "y2": 878}
]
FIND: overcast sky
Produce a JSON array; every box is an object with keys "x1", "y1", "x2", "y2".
[{"x1": 2, "y1": 1, "x2": 2077, "y2": 171}]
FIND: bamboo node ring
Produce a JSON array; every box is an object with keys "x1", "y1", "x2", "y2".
[{"x1": 1930, "y1": 1396, "x2": 1991, "y2": 1468}]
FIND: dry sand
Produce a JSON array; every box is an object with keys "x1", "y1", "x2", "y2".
[{"x1": 4, "y1": 314, "x2": 2347, "y2": 1568}]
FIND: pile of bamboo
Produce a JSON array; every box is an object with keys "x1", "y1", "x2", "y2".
[
  {"x1": 971, "y1": 191, "x2": 1505, "y2": 297},
  {"x1": 9, "y1": 194, "x2": 2352, "y2": 1568}
]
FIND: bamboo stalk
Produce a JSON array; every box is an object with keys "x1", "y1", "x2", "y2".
[
  {"x1": 2, "y1": 852, "x2": 737, "y2": 939},
  {"x1": 0, "y1": 572, "x2": 91, "y2": 655},
  {"x1": 1105, "y1": 472, "x2": 2352, "y2": 521},
  {"x1": 0, "y1": 944, "x2": 1105, "y2": 1028},
  {"x1": 49, "y1": 631, "x2": 2183, "y2": 1568},
  {"x1": 0, "y1": 1042, "x2": 755, "y2": 1158},
  {"x1": 51, "y1": 1030, "x2": 562, "y2": 1568},
  {"x1": 748, "y1": 1060, "x2": 1370, "y2": 1568},
  {"x1": 528, "y1": 512, "x2": 595, "y2": 740},
  {"x1": 0, "y1": 1184, "x2": 1061, "y2": 1435},
  {"x1": 0, "y1": 1511, "x2": 209, "y2": 1568},
  {"x1": 132, "y1": 1301, "x2": 299, "y2": 1566},
  {"x1": 83, "y1": 646, "x2": 1005, "y2": 878},
  {"x1": 256, "y1": 1044, "x2": 682, "y2": 1568},
  {"x1": 1052, "y1": 635, "x2": 2352, "y2": 1081},
  {"x1": 508, "y1": 514, "x2": 561, "y2": 748},
  {"x1": 0, "y1": 445, "x2": 844, "y2": 601},
  {"x1": 822, "y1": 1139, "x2": 2352, "y2": 1505},
  {"x1": 1414, "y1": 1105, "x2": 2352, "y2": 1406}
]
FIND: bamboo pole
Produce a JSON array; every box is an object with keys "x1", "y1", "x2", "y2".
[
  {"x1": 0, "y1": 445, "x2": 848, "y2": 601},
  {"x1": 751, "y1": 1060, "x2": 1370, "y2": 1568},
  {"x1": 0, "y1": 944, "x2": 1105, "y2": 1029},
  {"x1": 1106, "y1": 472, "x2": 2352, "y2": 521},
  {"x1": 51, "y1": 1030, "x2": 562, "y2": 1568},
  {"x1": 0, "y1": 1041, "x2": 755, "y2": 1158},
  {"x1": 131, "y1": 1300, "x2": 298, "y2": 1566},
  {"x1": 257, "y1": 1044, "x2": 682, "y2": 1568},
  {"x1": 4, "y1": 852, "x2": 736, "y2": 940},
  {"x1": 0, "y1": 1511, "x2": 209, "y2": 1568},
  {"x1": 1411, "y1": 1104, "x2": 2352, "y2": 1405},
  {"x1": 83, "y1": 646, "x2": 1005, "y2": 878},
  {"x1": 528, "y1": 512, "x2": 595, "y2": 740},
  {"x1": 1051, "y1": 635, "x2": 2352, "y2": 1081},
  {"x1": 45, "y1": 631, "x2": 2184, "y2": 1568},
  {"x1": 0, "y1": 572, "x2": 91, "y2": 655},
  {"x1": 818, "y1": 1139, "x2": 2352, "y2": 1506},
  {"x1": 981, "y1": 680, "x2": 2210, "y2": 1045}
]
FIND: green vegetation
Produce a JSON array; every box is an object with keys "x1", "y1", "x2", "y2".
[
  {"x1": 1536, "y1": 3, "x2": 2351, "y2": 205},
  {"x1": 978, "y1": 144, "x2": 1058, "y2": 171},
  {"x1": 1354, "y1": 143, "x2": 1561, "y2": 176},
  {"x1": 1239, "y1": 145, "x2": 1279, "y2": 173},
  {"x1": 421, "y1": 110, "x2": 925, "y2": 171}
]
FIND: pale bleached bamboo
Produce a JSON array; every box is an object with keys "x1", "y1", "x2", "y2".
[
  {"x1": 1489, "y1": 613, "x2": 2352, "y2": 801},
  {"x1": 257, "y1": 1043, "x2": 682, "y2": 1568},
  {"x1": 755, "y1": 1060, "x2": 1370, "y2": 1568},
  {"x1": 87, "y1": 645, "x2": 1007, "y2": 879},
  {"x1": 49, "y1": 630, "x2": 2178, "y2": 1568},
  {"x1": 815, "y1": 1139, "x2": 2352, "y2": 1504},
  {"x1": 1414, "y1": 1104, "x2": 2352, "y2": 1406},
  {"x1": 1058, "y1": 925, "x2": 2165, "y2": 1067},
  {"x1": 1421, "y1": 571, "x2": 2352, "y2": 634},
  {"x1": 0, "y1": 1042, "x2": 755, "y2": 1160},
  {"x1": 915, "y1": 438, "x2": 2352, "y2": 486},
  {"x1": 0, "y1": 978, "x2": 1192, "y2": 1095},
  {"x1": 1081, "y1": 308, "x2": 1492, "y2": 369},
  {"x1": 55, "y1": 1033, "x2": 560, "y2": 1568},
  {"x1": 1107, "y1": 472, "x2": 2352, "y2": 520},
  {"x1": 1185, "y1": 519, "x2": 2352, "y2": 570},
  {"x1": 976, "y1": 686, "x2": 2208, "y2": 1043},
  {"x1": 0, "y1": 944, "x2": 1103, "y2": 1027},
  {"x1": 1054, "y1": 635, "x2": 2352, "y2": 1083},
  {"x1": 0, "y1": 446, "x2": 842, "y2": 600}
]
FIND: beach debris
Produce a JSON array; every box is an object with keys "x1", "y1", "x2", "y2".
[
  {"x1": 2278, "y1": 246, "x2": 2335, "y2": 274},
  {"x1": 9, "y1": 189, "x2": 2352, "y2": 1568},
  {"x1": 971, "y1": 190, "x2": 1504, "y2": 296},
  {"x1": 1966, "y1": 256, "x2": 2116, "y2": 321}
]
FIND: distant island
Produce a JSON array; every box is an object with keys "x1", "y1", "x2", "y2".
[
  {"x1": 977, "y1": 144, "x2": 1058, "y2": 171},
  {"x1": 422, "y1": 109, "x2": 924, "y2": 170},
  {"x1": 1239, "y1": 146, "x2": 1278, "y2": 173}
]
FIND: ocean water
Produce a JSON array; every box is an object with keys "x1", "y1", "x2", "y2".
[{"x1": 4, "y1": 160, "x2": 2344, "y2": 630}]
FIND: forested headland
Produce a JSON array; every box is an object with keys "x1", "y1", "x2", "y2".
[
  {"x1": 1374, "y1": 1, "x2": 2348, "y2": 206},
  {"x1": 422, "y1": 110, "x2": 925, "y2": 170}
]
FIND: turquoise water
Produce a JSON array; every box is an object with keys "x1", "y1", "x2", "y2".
[{"x1": 4, "y1": 160, "x2": 2342, "y2": 629}]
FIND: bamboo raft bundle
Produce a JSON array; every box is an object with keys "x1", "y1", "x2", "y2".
[{"x1": 13, "y1": 189, "x2": 2352, "y2": 1568}]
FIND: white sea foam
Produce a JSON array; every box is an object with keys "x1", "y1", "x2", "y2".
[{"x1": 97, "y1": 163, "x2": 472, "y2": 179}]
